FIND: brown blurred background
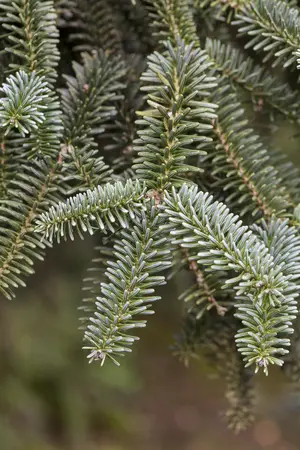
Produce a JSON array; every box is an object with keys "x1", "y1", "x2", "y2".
[{"x1": 1, "y1": 110, "x2": 300, "y2": 450}]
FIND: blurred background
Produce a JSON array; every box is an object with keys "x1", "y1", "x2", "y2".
[{"x1": 1, "y1": 102, "x2": 300, "y2": 450}]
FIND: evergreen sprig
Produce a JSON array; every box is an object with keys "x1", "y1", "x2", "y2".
[
  {"x1": 140, "y1": 0, "x2": 199, "y2": 45},
  {"x1": 0, "y1": 160, "x2": 57, "y2": 299},
  {"x1": 0, "y1": 0, "x2": 60, "y2": 85},
  {"x1": 0, "y1": 0, "x2": 63, "y2": 299},
  {"x1": 35, "y1": 180, "x2": 147, "y2": 242},
  {"x1": 206, "y1": 79, "x2": 292, "y2": 218},
  {"x1": 252, "y1": 218, "x2": 300, "y2": 383},
  {"x1": 133, "y1": 38, "x2": 217, "y2": 190},
  {"x1": 0, "y1": 71, "x2": 50, "y2": 137},
  {"x1": 160, "y1": 184, "x2": 298, "y2": 373},
  {"x1": 205, "y1": 38, "x2": 300, "y2": 122},
  {"x1": 60, "y1": 50, "x2": 126, "y2": 193},
  {"x1": 83, "y1": 204, "x2": 172, "y2": 365},
  {"x1": 234, "y1": 0, "x2": 300, "y2": 69}
]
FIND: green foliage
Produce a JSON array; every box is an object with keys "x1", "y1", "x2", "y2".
[
  {"x1": 0, "y1": 0, "x2": 63, "y2": 299},
  {"x1": 0, "y1": 0, "x2": 60, "y2": 85},
  {"x1": 140, "y1": 0, "x2": 199, "y2": 46},
  {"x1": 83, "y1": 204, "x2": 172, "y2": 365},
  {"x1": 0, "y1": 70, "x2": 62, "y2": 159},
  {"x1": 0, "y1": 71, "x2": 50, "y2": 137},
  {"x1": 133, "y1": 38, "x2": 217, "y2": 190},
  {"x1": 205, "y1": 38, "x2": 300, "y2": 122},
  {"x1": 0, "y1": 160, "x2": 55, "y2": 299},
  {"x1": 160, "y1": 184, "x2": 298, "y2": 374},
  {"x1": 1, "y1": 0, "x2": 300, "y2": 434},
  {"x1": 35, "y1": 180, "x2": 147, "y2": 242},
  {"x1": 60, "y1": 50, "x2": 126, "y2": 193},
  {"x1": 234, "y1": 0, "x2": 300, "y2": 69},
  {"x1": 206, "y1": 78, "x2": 292, "y2": 218}
]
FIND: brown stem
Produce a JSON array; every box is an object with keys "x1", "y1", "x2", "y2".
[
  {"x1": 213, "y1": 119, "x2": 275, "y2": 218},
  {"x1": 181, "y1": 248, "x2": 227, "y2": 316}
]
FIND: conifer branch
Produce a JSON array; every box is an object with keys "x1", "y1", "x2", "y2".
[
  {"x1": 205, "y1": 38, "x2": 300, "y2": 123},
  {"x1": 234, "y1": 0, "x2": 300, "y2": 69},
  {"x1": 60, "y1": 51, "x2": 126, "y2": 193},
  {"x1": 0, "y1": 0, "x2": 60, "y2": 85},
  {"x1": 83, "y1": 204, "x2": 172, "y2": 366},
  {"x1": 0, "y1": 70, "x2": 62, "y2": 159},
  {"x1": 0, "y1": 71, "x2": 49, "y2": 137},
  {"x1": 0, "y1": 161, "x2": 59, "y2": 298},
  {"x1": 1, "y1": 0, "x2": 300, "y2": 429},
  {"x1": 252, "y1": 218, "x2": 300, "y2": 383},
  {"x1": 206, "y1": 80, "x2": 292, "y2": 218},
  {"x1": 0, "y1": 0, "x2": 63, "y2": 299},
  {"x1": 133, "y1": 38, "x2": 217, "y2": 190},
  {"x1": 35, "y1": 180, "x2": 147, "y2": 243},
  {"x1": 140, "y1": 0, "x2": 199, "y2": 45},
  {"x1": 160, "y1": 184, "x2": 298, "y2": 374}
]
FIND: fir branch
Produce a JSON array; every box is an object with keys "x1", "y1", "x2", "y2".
[
  {"x1": 0, "y1": 70, "x2": 63, "y2": 161},
  {"x1": 104, "y1": 56, "x2": 145, "y2": 176},
  {"x1": 60, "y1": 51, "x2": 126, "y2": 193},
  {"x1": 35, "y1": 180, "x2": 147, "y2": 243},
  {"x1": 160, "y1": 184, "x2": 298, "y2": 374},
  {"x1": 0, "y1": 0, "x2": 63, "y2": 299},
  {"x1": 234, "y1": 0, "x2": 300, "y2": 69},
  {"x1": 206, "y1": 79, "x2": 292, "y2": 218},
  {"x1": 0, "y1": 160, "x2": 59, "y2": 299},
  {"x1": 252, "y1": 218, "x2": 300, "y2": 384},
  {"x1": 140, "y1": 0, "x2": 199, "y2": 45},
  {"x1": 252, "y1": 218, "x2": 300, "y2": 282},
  {"x1": 205, "y1": 38, "x2": 300, "y2": 123},
  {"x1": 0, "y1": 0, "x2": 60, "y2": 85},
  {"x1": 0, "y1": 71, "x2": 63, "y2": 160},
  {"x1": 83, "y1": 204, "x2": 172, "y2": 366},
  {"x1": 133, "y1": 38, "x2": 217, "y2": 190}
]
